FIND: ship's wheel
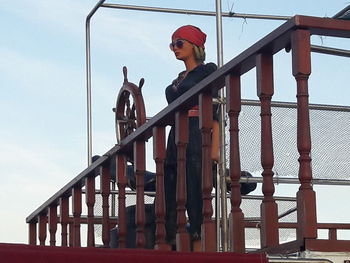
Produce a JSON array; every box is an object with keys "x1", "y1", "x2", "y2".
[{"x1": 114, "y1": 66, "x2": 146, "y2": 143}]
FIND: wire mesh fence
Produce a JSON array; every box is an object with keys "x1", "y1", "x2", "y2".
[{"x1": 229, "y1": 100, "x2": 350, "y2": 180}]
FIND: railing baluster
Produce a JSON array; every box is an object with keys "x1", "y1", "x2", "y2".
[
  {"x1": 72, "y1": 186, "x2": 82, "y2": 247},
  {"x1": 226, "y1": 73, "x2": 245, "y2": 252},
  {"x1": 134, "y1": 140, "x2": 146, "y2": 248},
  {"x1": 69, "y1": 222, "x2": 73, "y2": 247},
  {"x1": 59, "y1": 196, "x2": 69, "y2": 247},
  {"x1": 256, "y1": 53, "x2": 279, "y2": 248},
  {"x1": 291, "y1": 29, "x2": 317, "y2": 240},
  {"x1": 38, "y1": 213, "x2": 47, "y2": 246},
  {"x1": 152, "y1": 126, "x2": 168, "y2": 250},
  {"x1": 175, "y1": 110, "x2": 190, "y2": 251},
  {"x1": 199, "y1": 91, "x2": 216, "y2": 251},
  {"x1": 117, "y1": 154, "x2": 127, "y2": 248},
  {"x1": 28, "y1": 221, "x2": 37, "y2": 245},
  {"x1": 49, "y1": 205, "x2": 58, "y2": 246},
  {"x1": 101, "y1": 165, "x2": 111, "y2": 247},
  {"x1": 86, "y1": 175, "x2": 95, "y2": 247}
]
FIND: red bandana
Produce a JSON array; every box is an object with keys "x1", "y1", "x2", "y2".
[{"x1": 172, "y1": 25, "x2": 207, "y2": 48}]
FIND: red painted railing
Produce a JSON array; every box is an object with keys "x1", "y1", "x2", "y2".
[{"x1": 26, "y1": 15, "x2": 350, "y2": 254}]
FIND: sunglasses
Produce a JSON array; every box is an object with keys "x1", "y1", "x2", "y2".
[{"x1": 169, "y1": 39, "x2": 185, "y2": 51}]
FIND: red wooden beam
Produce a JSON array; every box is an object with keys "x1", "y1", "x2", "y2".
[
  {"x1": 199, "y1": 91, "x2": 216, "y2": 252},
  {"x1": 72, "y1": 186, "x2": 82, "y2": 247},
  {"x1": 134, "y1": 140, "x2": 146, "y2": 248},
  {"x1": 85, "y1": 176, "x2": 95, "y2": 247},
  {"x1": 49, "y1": 205, "x2": 58, "y2": 246},
  {"x1": 38, "y1": 213, "x2": 47, "y2": 246},
  {"x1": 256, "y1": 53, "x2": 279, "y2": 248},
  {"x1": 117, "y1": 154, "x2": 127, "y2": 248},
  {"x1": 28, "y1": 222, "x2": 37, "y2": 245},
  {"x1": 175, "y1": 110, "x2": 190, "y2": 252},
  {"x1": 101, "y1": 165, "x2": 111, "y2": 247},
  {"x1": 69, "y1": 222, "x2": 73, "y2": 247},
  {"x1": 225, "y1": 73, "x2": 245, "y2": 253},
  {"x1": 152, "y1": 126, "x2": 169, "y2": 250},
  {"x1": 292, "y1": 29, "x2": 317, "y2": 240},
  {"x1": 59, "y1": 196, "x2": 69, "y2": 247}
]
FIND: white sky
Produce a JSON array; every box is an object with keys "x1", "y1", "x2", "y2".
[{"x1": 1, "y1": 0, "x2": 350, "y2": 244}]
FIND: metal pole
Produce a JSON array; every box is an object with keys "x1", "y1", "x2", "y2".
[
  {"x1": 238, "y1": 177, "x2": 350, "y2": 186},
  {"x1": 311, "y1": 44, "x2": 350, "y2": 58},
  {"x1": 101, "y1": 3, "x2": 291, "y2": 21},
  {"x1": 215, "y1": 0, "x2": 229, "y2": 252},
  {"x1": 86, "y1": 0, "x2": 106, "y2": 166}
]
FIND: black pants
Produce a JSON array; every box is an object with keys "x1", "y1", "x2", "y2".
[{"x1": 164, "y1": 117, "x2": 203, "y2": 242}]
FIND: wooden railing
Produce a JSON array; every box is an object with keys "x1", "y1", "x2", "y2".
[{"x1": 26, "y1": 15, "x2": 350, "y2": 253}]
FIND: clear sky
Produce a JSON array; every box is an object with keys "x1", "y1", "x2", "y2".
[{"x1": 1, "y1": 0, "x2": 350, "y2": 244}]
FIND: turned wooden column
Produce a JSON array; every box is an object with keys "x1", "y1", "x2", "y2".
[
  {"x1": 225, "y1": 73, "x2": 245, "y2": 252},
  {"x1": 199, "y1": 91, "x2": 216, "y2": 252},
  {"x1": 291, "y1": 29, "x2": 317, "y2": 240},
  {"x1": 38, "y1": 213, "x2": 47, "y2": 246},
  {"x1": 72, "y1": 186, "x2": 82, "y2": 247},
  {"x1": 134, "y1": 140, "x2": 146, "y2": 248},
  {"x1": 48, "y1": 204, "x2": 58, "y2": 246},
  {"x1": 28, "y1": 221, "x2": 37, "y2": 245},
  {"x1": 175, "y1": 110, "x2": 190, "y2": 251},
  {"x1": 101, "y1": 165, "x2": 111, "y2": 247},
  {"x1": 153, "y1": 126, "x2": 168, "y2": 250},
  {"x1": 59, "y1": 196, "x2": 69, "y2": 247},
  {"x1": 116, "y1": 154, "x2": 127, "y2": 248},
  {"x1": 85, "y1": 175, "x2": 95, "y2": 247},
  {"x1": 69, "y1": 222, "x2": 73, "y2": 247},
  {"x1": 256, "y1": 53, "x2": 279, "y2": 248}
]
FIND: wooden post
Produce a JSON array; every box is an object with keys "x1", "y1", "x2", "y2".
[
  {"x1": 101, "y1": 165, "x2": 111, "y2": 247},
  {"x1": 153, "y1": 126, "x2": 169, "y2": 250},
  {"x1": 48, "y1": 205, "x2": 58, "y2": 246},
  {"x1": 256, "y1": 53, "x2": 279, "y2": 248},
  {"x1": 291, "y1": 29, "x2": 317, "y2": 241},
  {"x1": 38, "y1": 213, "x2": 47, "y2": 246},
  {"x1": 72, "y1": 186, "x2": 82, "y2": 247},
  {"x1": 226, "y1": 73, "x2": 245, "y2": 253},
  {"x1": 28, "y1": 222, "x2": 37, "y2": 245},
  {"x1": 175, "y1": 110, "x2": 190, "y2": 252},
  {"x1": 134, "y1": 140, "x2": 146, "y2": 249},
  {"x1": 199, "y1": 91, "x2": 216, "y2": 252},
  {"x1": 59, "y1": 196, "x2": 69, "y2": 247},
  {"x1": 69, "y1": 222, "x2": 73, "y2": 247},
  {"x1": 329, "y1": 229, "x2": 337, "y2": 241},
  {"x1": 85, "y1": 175, "x2": 95, "y2": 247},
  {"x1": 117, "y1": 154, "x2": 127, "y2": 248}
]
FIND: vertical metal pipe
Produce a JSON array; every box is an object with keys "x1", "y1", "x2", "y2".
[
  {"x1": 215, "y1": 0, "x2": 228, "y2": 252},
  {"x1": 85, "y1": 0, "x2": 106, "y2": 166},
  {"x1": 85, "y1": 15, "x2": 92, "y2": 166},
  {"x1": 215, "y1": 1, "x2": 224, "y2": 68}
]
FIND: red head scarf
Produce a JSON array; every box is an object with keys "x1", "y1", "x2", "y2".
[{"x1": 172, "y1": 25, "x2": 207, "y2": 48}]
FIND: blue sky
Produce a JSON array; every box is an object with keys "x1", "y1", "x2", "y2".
[{"x1": 1, "y1": 0, "x2": 350, "y2": 244}]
